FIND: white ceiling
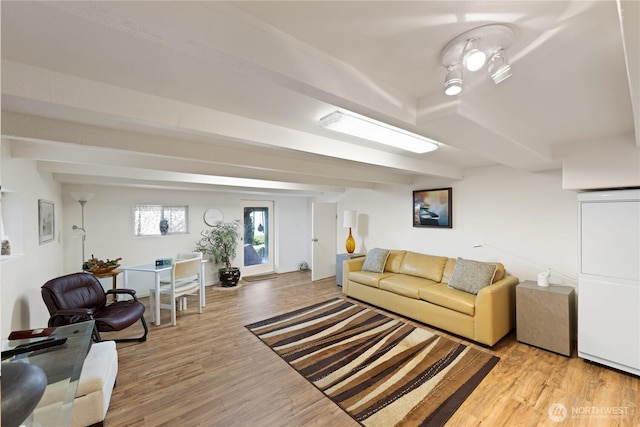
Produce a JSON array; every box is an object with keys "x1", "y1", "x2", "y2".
[{"x1": 1, "y1": 1, "x2": 638, "y2": 196}]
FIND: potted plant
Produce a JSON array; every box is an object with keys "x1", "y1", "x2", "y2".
[{"x1": 196, "y1": 220, "x2": 241, "y2": 287}]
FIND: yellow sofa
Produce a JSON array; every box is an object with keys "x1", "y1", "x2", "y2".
[{"x1": 342, "y1": 250, "x2": 519, "y2": 346}]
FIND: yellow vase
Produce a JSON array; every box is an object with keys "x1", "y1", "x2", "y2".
[{"x1": 345, "y1": 227, "x2": 356, "y2": 253}]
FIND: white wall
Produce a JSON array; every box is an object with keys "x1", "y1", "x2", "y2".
[
  {"x1": 1, "y1": 139, "x2": 65, "y2": 336},
  {"x1": 0, "y1": 136, "x2": 581, "y2": 338},
  {"x1": 337, "y1": 166, "x2": 578, "y2": 286},
  {"x1": 275, "y1": 197, "x2": 311, "y2": 271},
  {"x1": 561, "y1": 134, "x2": 640, "y2": 190},
  {"x1": 62, "y1": 186, "x2": 311, "y2": 296},
  {"x1": 1, "y1": 139, "x2": 312, "y2": 337}
]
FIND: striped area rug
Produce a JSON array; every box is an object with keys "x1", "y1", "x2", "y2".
[{"x1": 246, "y1": 298, "x2": 499, "y2": 427}]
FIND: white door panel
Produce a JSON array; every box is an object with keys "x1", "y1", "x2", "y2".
[
  {"x1": 312, "y1": 202, "x2": 336, "y2": 281},
  {"x1": 578, "y1": 279, "x2": 640, "y2": 370}
]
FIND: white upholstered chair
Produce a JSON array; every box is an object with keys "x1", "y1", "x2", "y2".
[
  {"x1": 32, "y1": 341, "x2": 118, "y2": 427},
  {"x1": 150, "y1": 257, "x2": 202, "y2": 325},
  {"x1": 71, "y1": 341, "x2": 118, "y2": 427}
]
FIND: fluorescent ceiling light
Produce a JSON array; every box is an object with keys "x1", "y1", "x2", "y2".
[{"x1": 318, "y1": 111, "x2": 439, "y2": 154}]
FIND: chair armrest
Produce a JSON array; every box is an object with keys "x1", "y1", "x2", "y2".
[
  {"x1": 107, "y1": 288, "x2": 137, "y2": 295},
  {"x1": 342, "y1": 257, "x2": 366, "y2": 293},
  {"x1": 474, "y1": 275, "x2": 519, "y2": 346},
  {"x1": 48, "y1": 309, "x2": 94, "y2": 327},
  {"x1": 52, "y1": 308, "x2": 93, "y2": 317},
  {"x1": 106, "y1": 288, "x2": 140, "y2": 301}
]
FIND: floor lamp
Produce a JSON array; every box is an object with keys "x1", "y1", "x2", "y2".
[{"x1": 70, "y1": 192, "x2": 94, "y2": 268}]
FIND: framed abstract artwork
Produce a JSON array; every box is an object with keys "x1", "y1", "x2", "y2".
[
  {"x1": 39, "y1": 199, "x2": 55, "y2": 244},
  {"x1": 413, "y1": 188, "x2": 452, "y2": 228}
]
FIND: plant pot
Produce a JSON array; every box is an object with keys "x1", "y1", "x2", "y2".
[{"x1": 219, "y1": 267, "x2": 241, "y2": 287}]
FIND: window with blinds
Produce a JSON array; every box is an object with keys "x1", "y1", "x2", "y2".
[{"x1": 133, "y1": 205, "x2": 189, "y2": 236}]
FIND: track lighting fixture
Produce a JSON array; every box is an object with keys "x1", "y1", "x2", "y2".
[
  {"x1": 440, "y1": 24, "x2": 514, "y2": 96},
  {"x1": 462, "y1": 38, "x2": 486, "y2": 72},
  {"x1": 488, "y1": 48, "x2": 512, "y2": 84},
  {"x1": 444, "y1": 65, "x2": 463, "y2": 96}
]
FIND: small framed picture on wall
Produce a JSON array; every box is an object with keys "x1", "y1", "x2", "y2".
[
  {"x1": 39, "y1": 199, "x2": 55, "y2": 244},
  {"x1": 413, "y1": 188, "x2": 452, "y2": 228}
]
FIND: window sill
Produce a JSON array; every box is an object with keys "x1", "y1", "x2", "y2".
[{"x1": 1, "y1": 253, "x2": 25, "y2": 263}]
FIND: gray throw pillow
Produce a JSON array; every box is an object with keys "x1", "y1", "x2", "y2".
[
  {"x1": 361, "y1": 248, "x2": 390, "y2": 273},
  {"x1": 447, "y1": 257, "x2": 497, "y2": 295}
]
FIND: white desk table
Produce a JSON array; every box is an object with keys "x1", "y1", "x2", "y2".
[{"x1": 121, "y1": 260, "x2": 207, "y2": 326}]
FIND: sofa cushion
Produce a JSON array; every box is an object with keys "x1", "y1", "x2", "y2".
[
  {"x1": 361, "y1": 248, "x2": 390, "y2": 273},
  {"x1": 490, "y1": 262, "x2": 506, "y2": 283},
  {"x1": 75, "y1": 341, "x2": 118, "y2": 397},
  {"x1": 419, "y1": 283, "x2": 476, "y2": 316},
  {"x1": 441, "y1": 258, "x2": 457, "y2": 284},
  {"x1": 379, "y1": 274, "x2": 438, "y2": 299},
  {"x1": 71, "y1": 340, "x2": 118, "y2": 427},
  {"x1": 447, "y1": 258, "x2": 497, "y2": 295},
  {"x1": 348, "y1": 271, "x2": 396, "y2": 288},
  {"x1": 385, "y1": 250, "x2": 407, "y2": 273},
  {"x1": 398, "y1": 251, "x2": 448, "y2": 282}
]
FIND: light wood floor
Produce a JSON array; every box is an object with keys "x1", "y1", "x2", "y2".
[{"x1": 104, "y1": 271, "x2": 639, "y2": 426}]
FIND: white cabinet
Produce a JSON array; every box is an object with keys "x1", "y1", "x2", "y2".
[{"x1": 578, "y1": 190, "x2": 640, "y2": 376}]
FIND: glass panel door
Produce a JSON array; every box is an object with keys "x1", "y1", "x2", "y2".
[{"x1": 241, "y1": 200, "x2": 274, "y2": 276}]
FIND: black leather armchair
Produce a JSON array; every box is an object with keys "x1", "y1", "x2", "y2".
[{"x1": 41, "y1": 272, "x2": 148, "y2": 342}]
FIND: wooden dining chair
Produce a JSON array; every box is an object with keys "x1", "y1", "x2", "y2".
[{"x1": 149, "y1": 257, "x2": 202, "y2": 325}]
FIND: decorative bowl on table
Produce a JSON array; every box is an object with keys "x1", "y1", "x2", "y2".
[
  {"x1": 86, "y1": 265, "x2": 120, "y2": 275},
  {"x1": 82, "y1": 256, "x2": 122, "y2": 275}
]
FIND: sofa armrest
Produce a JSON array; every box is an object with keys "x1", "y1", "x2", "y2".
[
  {"x1": 342, "y1": 257, "x2": 366, "y2": 294},
  {"x1": 474, "y1": 275, "x2": 519, "y2": 346}
]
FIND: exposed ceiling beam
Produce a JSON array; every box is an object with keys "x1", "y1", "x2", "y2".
[
  {"x1": 38, "y1": 161, "x2": 346, "y2": 194},
  {"x1": 2, "y1": 61, "x2": 464, "y2": 181},
  {"x1": 3, "y1": 114, "x2": 414, "y2": 188}
]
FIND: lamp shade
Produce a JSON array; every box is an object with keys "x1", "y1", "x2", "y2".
[
  {"x1": 72, "y1": 225, "x2": 86, "y2": 236},
  {"x1": 69, "y1": 192, "x2": 94, "y2": 202},
  {"x1": 343, "y1": 210, "x2": 357, "y2": 229}
]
